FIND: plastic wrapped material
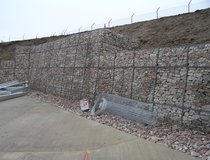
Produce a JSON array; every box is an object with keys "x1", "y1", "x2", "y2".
[{"x1": 80, "y1": 99, "x2": 89, "y2": 111}]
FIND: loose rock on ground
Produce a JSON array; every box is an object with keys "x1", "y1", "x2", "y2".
[{"x1": 29, "y1": 91, "x2": 210, "y2": 160}]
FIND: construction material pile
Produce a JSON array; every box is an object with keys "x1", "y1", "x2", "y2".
[{"x1": 0, "y1": 80, "x2": 28, "y2": 102}]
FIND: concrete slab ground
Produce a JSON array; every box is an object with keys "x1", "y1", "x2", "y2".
[{"x1": 0, "y1": 96, "x2": 199, "y2": 160}]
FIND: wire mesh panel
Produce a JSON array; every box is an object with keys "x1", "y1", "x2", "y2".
[{"x1": 91, "y1": 93, "x2": 156, "y2": 125}]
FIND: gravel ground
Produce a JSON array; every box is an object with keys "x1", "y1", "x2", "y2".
[{"x1": 28, "y1": 91, "x2": 210, "y2": 160}]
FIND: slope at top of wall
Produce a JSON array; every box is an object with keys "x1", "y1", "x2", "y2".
[
  {"x1": 1, "y1": 8, "x2": 210, "y2": 60},
  {"x1": 112, "y1": 8, "x2": 210, "y2": 49},
  {"x1": 11, "y1": 29, "x2": 138, "y2": 56}
]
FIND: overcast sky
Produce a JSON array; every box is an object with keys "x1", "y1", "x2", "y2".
[{"x1": 0, "y1": 0, "x2": 209, "y2": 42}]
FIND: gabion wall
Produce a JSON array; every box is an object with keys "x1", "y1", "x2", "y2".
[{"x1": 0, "y1": 29, "x2": 209, "y2": 128}]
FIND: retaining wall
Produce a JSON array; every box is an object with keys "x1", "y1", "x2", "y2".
[{"x1": 0, "y1": 29, "x2": 209, "y2": 129}]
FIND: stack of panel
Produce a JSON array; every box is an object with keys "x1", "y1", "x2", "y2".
[{"x1": 0, "y1": 80, "x2": 28, "y2": 102}]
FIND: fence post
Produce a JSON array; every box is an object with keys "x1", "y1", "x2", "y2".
[
  {"x1": 64, "y1": 28, "x2": 68, "y2": 35},
  {"x1": 78, "y1": 26, "x2": 82, "y2": 33},
  {"x1": 156, "y1": 7, "x2": 160, "y2": 19},
  {"x1": 91, "y1": 23, "x2": 95, "y2": 30},
  {"x1": 188, "y1": 0, "x2": 192, "y2": 12},
  {"x1": 131, "y1": 13, "x2": 135, "y2": 24},
  {"x1": 108, "y1": 19, "x2": 112, "y2": 27},
  {"x1": 61, "y1": 29, "x2": 67, "y2": 35}
]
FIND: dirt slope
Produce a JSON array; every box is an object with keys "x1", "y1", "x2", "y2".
[
  {"x1": 0, "y1": 35, "x2": 68, "y2": 60},
  {"x1": 111, "y1": 8, "x2": 210, "y2": 48},
  {"x1": 0, "y1": 8, "x2": 210, "y2": 60}
]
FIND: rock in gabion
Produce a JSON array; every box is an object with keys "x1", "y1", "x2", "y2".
[{"x1": 0, "y1": 29, "x2": 209, "y2": 129}]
